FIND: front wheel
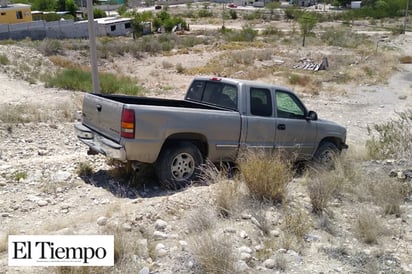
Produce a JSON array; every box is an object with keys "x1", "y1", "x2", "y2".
[
  {"x1": 155, "y1": 142, "x2": 203, "y2": 189},
  {"x1": 313, "y1": 141, "x2": 339, "y2": 170}
]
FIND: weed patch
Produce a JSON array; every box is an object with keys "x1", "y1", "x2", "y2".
[
  {"x1": 366, "y1": 110, "x2": 412, "y2": 159},
  {"x1": 190, "y1": 232, "x2": 235, "y2": 274},
  {"x1": 353, "y1": 208, "x2": 384, "y2": 244},
  {"x1": 238, "y1": 151, "x2": 292, "y2": 204}
]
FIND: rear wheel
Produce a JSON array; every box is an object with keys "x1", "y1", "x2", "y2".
[
  {"x1": 313, "y1": 141, "x2": 339, "y2": 170},
  {"x1": 155, "y1": 142, "x2": 203, "y2": 189}
]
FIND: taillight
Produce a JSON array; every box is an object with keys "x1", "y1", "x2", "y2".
[{"x1": 121, "y1": 109, "x2": 135, "y2": 139}]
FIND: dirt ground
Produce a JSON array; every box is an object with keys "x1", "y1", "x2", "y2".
[{"x1": 0, "y1": 14, "x2": 411, "y2": 274}]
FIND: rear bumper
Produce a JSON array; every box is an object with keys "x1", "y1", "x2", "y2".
[{"x1": 74, "y1": 123, "x2": 126, "y2": 161}]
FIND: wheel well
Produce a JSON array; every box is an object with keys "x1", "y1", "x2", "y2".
[
  {"x1": 160, "y1": 133, "x2": 208, "y2": 159},
  {"x1": 318, "y1": 137, "x2": 342, "y2": 150}
]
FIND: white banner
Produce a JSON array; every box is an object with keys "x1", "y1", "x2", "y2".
[{"x1": 8, "y1": 235, "x2": 114, "y2": 266}]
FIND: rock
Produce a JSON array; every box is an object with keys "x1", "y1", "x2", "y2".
[
  {"x1": 155, "y1": 219, "x2": 168, "y2": 231},
  {"x1": 139, "y1": 266, "x2": 150, "y2": 274},
  {"x1": 398, "y1": 95, "x2": 407, "y2": 100},
  {"x1": 155, "y1": 243, "x2": 168, "y2": 257},
  {"x1": 122, "y1": 223, "x2": 132, "y2": 232},
  {"x1": 1, "y1": 212, "x2": 10, "y2": 217},
  {"x1": 52, "y1": 170, "x2": 71, "y2": 182},
  {"x1": 37, "y1": 200, "x2": 48, "y2": 207},
  {"x1": 241, "y1": 212, "x2": 252, "y2": 219},
  {"x1": 263, "y1": 258, "x2": 276, "y2": 269},
  {"x1": 224, "y1": 227, "x2": 236, "y2": 233},
  {"x1": 179, "y1": 240, "x2": 188, "y2": 251},
  {"x1": 239, "y1": 230, "x2": 248, "y2": 239},
  {"x1": 97, "y1": 216, "x2": 108, "y2": 226},
  {"x1": 153, "y1": 231, "x2": 168, "y2": 240},
  {"x1": 137, "y1": 239, "x2": 149, "y2": 258},
  {"x1": 0, "y1": 181, "x2": 6, "y2": 187},
  {"x1": 235, "y1": 260, "x2": 249, "y2": 272},
  {"x1": 238, "y1": 246, "x2": 252, "y2": 254},
  {"x1": 38, "y1": 149, "x2": 48, "y2": 156},
  {"x1": 270, "y1": 230, "x2": 280, "y2": 237},
  {"x1": 240, "y1": 252, "x2": 251, "y2": 261}
]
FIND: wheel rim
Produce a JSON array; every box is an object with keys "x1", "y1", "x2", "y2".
[
  {"x1": 170, "y1": 152, "x2": 195, "y2": 180},
  {"x1": 319, "y1": 149, "x2": 335, "y2": 168}
]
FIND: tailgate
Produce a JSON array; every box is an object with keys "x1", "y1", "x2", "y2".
[{"x1": 82, "y1": 93, "x2": 123, "y2": 143}]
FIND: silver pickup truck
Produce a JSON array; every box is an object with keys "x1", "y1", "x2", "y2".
[{"x1": 75, "y1": 76, "x2": 347, "y2": 187}]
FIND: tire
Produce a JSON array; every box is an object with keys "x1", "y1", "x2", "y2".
[
  {"x1": 155, "y1": 142, "x2": 203, "y2": 189},
  {"x1": 313, "y1": 141, "x2": 339, "y2": 170}
]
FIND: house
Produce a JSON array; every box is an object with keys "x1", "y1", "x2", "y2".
[
  {"x1": 351, "y1": 1, "x2": 361, "y2": 9},
  {"x1": 290, "y1": 0, "x2": 316, "y2": 7},
  {"x1": 95, "y1": 16, "x2": 132, "y2": 36},
  {"x1": 0, "y1": 1, "x2": 32, "y2": 24}
]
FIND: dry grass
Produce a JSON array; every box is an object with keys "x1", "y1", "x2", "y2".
[
  {"x1": 238, "y1": 151, "x2": 292, "y2": 204},
  {"x1": 0, "y1": 234, "x2": 8, "y2": 253},
  {"x1": 185, "y1": 206, "x2": 216, "y2": 233},
  {"x1": 190, "y1": 232, "x2": 236, "y2": 274},
  {"x1": 353, "y1": 208, "x2": 384, "y2": 245},
  {"x1": 49, "y1": 55, "x2": 79, "y2": 69},
  {"x1": 77, "y1": 161, "x2": 94, "y2": 178},
  {"x1": 214, "y1": 180, "x2": 243, "y2": 218},
  {"x1": 366, "y1": 109, "x2": 412, "y2": 160},
  {"x1": 0, "y1": 102, "x2": 78, "y2": 124},
  {"x1": 282, "y1": 208, "x2": 311, "y2": 239},
  {"x1": 399, "y1": 55, "x2": 412, "y2": 64},
  {"x1": 370, "y1": 179, "x2": 409, "y2": 216}
]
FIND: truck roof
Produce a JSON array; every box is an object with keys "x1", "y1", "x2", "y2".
[{"x1": 192, "y1": 76, "x2": 294, "y2": 93}]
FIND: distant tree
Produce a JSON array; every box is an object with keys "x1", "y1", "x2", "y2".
[
  {"x1": 31, "y1": 0, "x2": 57, "y2": 11},
  {"x1": 266, "y1": 1, "x2": 280, "y2": 20},
  {"x1": 93, "y1": 8, "x2": 106, "y2": 18},
  {"x1": 57, "y1": 0, "x2": 65, "y2": 11},
  {"x1": 131, "y1": 11, "x2": 153, "y2": 39},
  {"x1": 117, "y1": 5, "x2": 128, "y2": 16},
  {"x1": 298, "y1": 12, "x2": 317, "y2": 47},
  {"x1": 65, "y1": 0, "x2": 77, "y2": 16}
]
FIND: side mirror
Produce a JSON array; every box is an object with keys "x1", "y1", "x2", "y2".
[{"x1": 306, "y1": 110, "x2": 318, "y2": 121}]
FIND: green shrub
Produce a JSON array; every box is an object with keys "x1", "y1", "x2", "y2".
[
  {"x1": 288, "y1": 74, "x2": 310, "y2": 86},
  {"x1": 198, "y1": 8, "x2": 213, "y2": 18},
  {"x1": 224, "y1": 25, "x2": 258, "y2": 42},
  {"x1": 77, "y1": 162, "x2": 93, "y2": 177},
  {"x1": 320, "y1": 27, "x2": 372, "y2": 48},
  {"x1": 45, "y1": 68, "x2": 146, "y2": 95},
  {"x1": 0, "y1": 54, "x2": 9, "y2": 65},
  {"x1": 13, "y1": 171, "x2": 28, "y2": 182}
]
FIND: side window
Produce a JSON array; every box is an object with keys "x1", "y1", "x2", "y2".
[
  {"x1": 276, "y1": 90, "x2": 305, "y2": 119},
  {"x1": 250, "y1": 88, "x2": 272, "y2": 117},
  {"x1": 186, "y1": 80, "x2": 204, "y2": 101}
]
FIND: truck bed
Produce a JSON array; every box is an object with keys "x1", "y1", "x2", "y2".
[{"x1": 92, "y1": 93, "x2": 233, "y2": 111}]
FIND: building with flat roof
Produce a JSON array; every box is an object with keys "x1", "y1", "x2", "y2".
[{"x1": 0, "y1": 2, "x2": 32, "y2": 24}]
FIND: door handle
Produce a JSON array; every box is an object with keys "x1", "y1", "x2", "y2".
[
  {"x1": 96, "y1": 104, "x2": 102, "y2": 112},
  {"x1": 277, "y1": 124, "x2": 286, "y2": 130}
]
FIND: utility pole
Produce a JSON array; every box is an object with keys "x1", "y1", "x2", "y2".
[
  {"x1": 404, "y1": 0, "x2": 410, "y2": 34},
  {"x1": 222, "y1": 1, "x2": 225, "y2": 29},
  {"x1": 87, "y1": 0, "x2": 100, "y2": 93}
]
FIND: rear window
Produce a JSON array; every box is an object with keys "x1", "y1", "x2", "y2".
[{"x1": 186, "y1": 80, "x2": 238, "y2": 110}]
